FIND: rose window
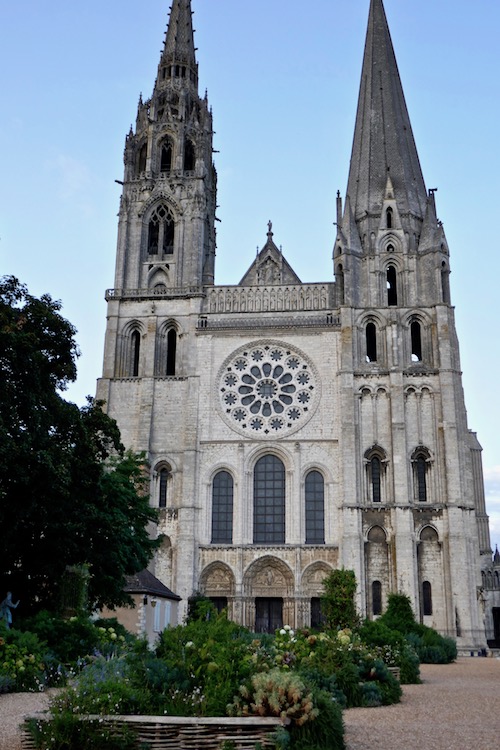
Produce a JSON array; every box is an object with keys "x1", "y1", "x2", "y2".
[{"x1": 218, "y1": 342, "x2": 319, "y2": 437}]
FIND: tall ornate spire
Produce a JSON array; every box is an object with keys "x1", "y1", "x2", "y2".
[
  {"x1": 346, "y1": 0, "x2": 427, "y2": 222},
  {"x1": 158, "y1": 0, "x2": 197, "y2": 90}
]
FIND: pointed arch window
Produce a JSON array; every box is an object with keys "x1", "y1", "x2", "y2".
[
  {"x1": 387, "y1": 266, "x2": 398, "y2": 306},
  {"x1": 160, "y1": 139, "x2": 173, "y2": 173},
  {"x1": 386, "y1": 207, "x2": 393, "y2": 229},
  {"x1": 211, "y1": 471, "x2": 234, "y2": 544},
  {"x1": 365, "y1": 447, "x2": 387, "y2": 504},
  {"x1": 422, "y1": 581, "x2": 432, "y2": 616},
  {"x1": 411, "y1": 321, "x2": 423, "y2": 362},
  {"x1": 305, "y1": 470, "x2": 325, "y2": 544},
  {"x1": 372, "y1": 580, "x2": 382, "y2": 615},
  {"x1": 131, "y1": 330, "x2": 140, "y2": 377},
  {"x1": 366, "y1": 322, "x2": 377, "y2": 362},
  {"x1": 137, "y1": 143, "x2": 147, "y2": 175},
  {"x1": 184, "y1": 139, "x2": 195, "y2": 172},
  {"x1": 148, "y1": 204, "x2": 175, "y2": 255},
  {"x1": 166, "y1": 328, "x2": 177, "y2": 376},
  {"x1": 158, "y1": 466, "x2": 171, "y2": 508},
  {"x1": 254, "y1": 455, "x2": 285, "y2": 544},
  {"x1": 412, "y1": 448, "x2": 430, "y2": 503}
]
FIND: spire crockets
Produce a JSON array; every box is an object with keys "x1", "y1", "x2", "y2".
[
  {"x1": 157, "y1": 0, "x2": 198, "y2": 91},
  {"x1": 346, "y1": 0, "x2": 427, "y2": 223}
]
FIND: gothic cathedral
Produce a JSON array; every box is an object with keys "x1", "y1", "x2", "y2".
[{"x1": 97, "y1": 0, "x2": 492, "y2": 650}]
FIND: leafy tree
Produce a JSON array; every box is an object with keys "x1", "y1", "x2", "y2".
[
  {"x1": 320, "y1": 569, "x2": 359, "y2": 629},
  {"x1": 0, "y1": 276, "x2": 160, "y2": 613}
]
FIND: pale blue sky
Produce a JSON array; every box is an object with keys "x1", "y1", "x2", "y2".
[{"x1": 1, "y1": 0, "x2": 499, "y2": 550}]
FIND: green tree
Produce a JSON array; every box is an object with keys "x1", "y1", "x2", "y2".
[
  {"x1": 0, "y1": 276, "x2": 160, "y2": 613},
  {"x1": 320, "y1": 569, "x2": 358, "y2": 629}
]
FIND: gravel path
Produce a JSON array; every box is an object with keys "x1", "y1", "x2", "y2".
[{"x1": 1, "y1": 658, "x2": 499, "y2": 749}]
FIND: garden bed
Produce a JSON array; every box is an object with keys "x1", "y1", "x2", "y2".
[{"x1": 21, "y1": 714, "x2": 284, "y2": 750}]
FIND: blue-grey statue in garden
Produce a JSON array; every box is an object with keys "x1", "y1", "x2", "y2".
[{"x1": 0, "y1": 592, "x2": 20, "y2": 628}]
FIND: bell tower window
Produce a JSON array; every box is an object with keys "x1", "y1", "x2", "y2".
[
  {"x1": 148, "y1": 204, "x2": 175, "y2": 255},
  {"x1": 387, "y1": 266, "x2": 397, "y2": 306},
  {"x1": 166, "y1": 328, "x2": 177, "y2": 376},
  {"x1": 184, "y1": 139, "x2": 195, "y2": 171},
  {"x1": 137, "y1": 143, "x2": 147, "y2": 175},
  {"x1": 411, "y1": 321, "x2": 423, "y2": 362},
  {"x1": 160, "y1": 140, "x2": 173, "y2": 173},
  {"x1": 386, "y1": 207, "x2": 393, "y2": 228},
  {"x1": 366, "y1": 322, "x2": 377, "y2": 362}
]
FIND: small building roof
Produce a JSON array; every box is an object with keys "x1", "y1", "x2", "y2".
[{"x1": 124, "y1": 569, "x2": 181, "y2": 600}]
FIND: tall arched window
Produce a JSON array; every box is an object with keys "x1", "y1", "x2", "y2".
[
  {"x1": 211, "y1": 471, "x2": 234, "y2": 544},
  {"x1": 158, "y1": 466, "x2": 171, "y2": 508},
  {"x1": 131, "y1": 330, "x2": 140, "y2": 377},
  {"x1": 422, "y1": 580, "x2": 432, "y2": 616},
  {"x1": 254, "y1": 455, "x2": 285, "y2": 544},
  {"x1": 184, "y1": 139, "x2": 195, "y2": 171},
  {"x1": 387, "y1": 266, "x2": 397, "y2": 306},
  {"x1": 372, "y1": 580, "x2": 382, "y2": 615},
  {"x1": 160, "y1": 139, "x2": 173, "y2": 172},
  {"x1": 148, "y1": 204, "x2": 175, "y2": 255},
  {"x1": 305, "y1": 470, "x2": 325, "y2": 544},
  {"x1": 137, "y1": 143, "x2": 147, "y2": 174},
  {"x1": 412, "y1": 449, "x2": 430, "y2": 503},
  {"x1": 411, "y1": 321, "x2": 422, "y2": 362},
  {"x1": 366, "y1": 322, "x2": 377, "y2": 362},
  {"x1": 386, "y1": 207, "x2": 393, "y2": 229},
  {"x1": 365, "y1": 447, "x2": 387, "y2": 504},
  {"x1": 166, "y1": 328, "x2": 177, "y2": 376}
]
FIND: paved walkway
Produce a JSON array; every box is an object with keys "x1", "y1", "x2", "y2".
[{"x1": 344, "y1": 658, "x2": 500, "y2": 750}]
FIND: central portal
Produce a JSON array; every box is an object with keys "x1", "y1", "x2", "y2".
[{"x1": 255, "y1": 597, "x2": 283, "y2": 633}]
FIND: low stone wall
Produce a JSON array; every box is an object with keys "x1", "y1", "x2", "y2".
[{"x1": 22, "y1": 714, "x2": 283, "y2": 750}]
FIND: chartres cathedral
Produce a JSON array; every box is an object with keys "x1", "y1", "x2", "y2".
[{"x1": 97, "y1": 0, "x2": 495, "y2": 650}]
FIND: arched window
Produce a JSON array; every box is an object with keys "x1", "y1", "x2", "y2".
[
  {"x1": 387, "y1": 266, "x2": 397, "y2": 306},
  {"x1": 372, "y1": 580, "x2": 382, "y2": 615},
  {"x1": 166, "y1": 328, "x2": 177, "y2": 376},
  {"x1": 211, "y1": 471, "x2": 233, "y2": 544},
  {"x1": 131, "y1": 330, "x2": 140, "y2": 377},
  {"x1": 160, "y1": 139, "x2": 173, "y2": 173},
  {"x1": 365, "y1": 447, "x2": 387, "y2": 504},
  {"x1": 158, "y1": 466, "x2": 171, "y2": 508},
  {"x1": 137, "y1": 143, "x2": 147, "y2": 174},
  {"x1": 412, "y1": 449, "x2": 430, "y2": 503},
  {"x1": 386, "y1": 207, "x2": 393, "y2": 229},
  {"x1": 422, "y1": 580, "x2": 432, "y2": 616},
  {"x1": 305, "y1": 470, "x2": 325, "y2": 544},
  {"x1": 254, "y1": 455, "x2": 285, "y2": 544},
  {"x1": 411, "y1": 321, "x2": 423, "y2": 362},
  {"x1": 184, "y1": 139, "x2": 195, "y2": 171},
  {"x1": 148, "y1": 204, "x2": 175, "y2": 255},
  {"x1": 366, "y1": 322, "x2": 377, "y2": 362}
]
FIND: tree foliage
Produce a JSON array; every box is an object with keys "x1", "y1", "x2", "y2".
[
  {"x1": 0, "y1": 276, "x2": 160, "y2": 613},
  {"x1": 320, "y1": 569, "x2": 359, "y2": 629}
]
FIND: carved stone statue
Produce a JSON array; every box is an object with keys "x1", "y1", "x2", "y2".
[{"x1": 0, "y1": 592, "x2": 20, "y2": 628}]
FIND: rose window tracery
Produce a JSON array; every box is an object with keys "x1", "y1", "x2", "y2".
[{"x1": 218, "y1": 342, "x2": 319, "y2": 437}]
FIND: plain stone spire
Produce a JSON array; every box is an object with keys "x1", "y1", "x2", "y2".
[{"x1": 346, "y1": 0, "x2": 428, "y2": 221}]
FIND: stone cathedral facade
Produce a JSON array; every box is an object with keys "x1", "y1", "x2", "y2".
[{"x1": 97, "y1": 0, "x2": 492, "y2": 649}]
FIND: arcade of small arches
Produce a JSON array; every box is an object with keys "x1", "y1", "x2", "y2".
[
  {"x1": 363, "y1": 443, "x2": 433, "y2": 505},
  {"x1": 482, "y1": 569, "x2": 500, "y2": 590},
  {"x1": 363, "y1": 315, "x2": 430, "y2": 365}
]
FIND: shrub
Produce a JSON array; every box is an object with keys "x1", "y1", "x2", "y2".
[
  {"x1": 0, "y1": 623, "x2": 47, "y2": 692},
  {"x1": 286, "y1": 688, "x2": 345, "y2": 750},
  {"x1": 25, "y1": 714, "x2": 140, "y2": 750},
  {"x1": 357, "y1": 619, "x2": 420, "y2": 683},
  {"x1": 229, "y1": 668, "x2": 318, "y2": 726}
]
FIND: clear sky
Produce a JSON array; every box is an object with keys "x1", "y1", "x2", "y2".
[{"x1": 1, "y1": 0, "x2": 499, "y2": 551}]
